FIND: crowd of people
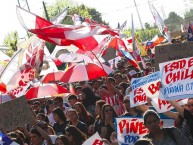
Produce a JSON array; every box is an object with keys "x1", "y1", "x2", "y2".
[{"x1": 2, "y1": 45, "x2": 193, "y2": 145}]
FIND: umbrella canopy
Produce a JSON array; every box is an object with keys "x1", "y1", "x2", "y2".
[
  {"x1": 58, "y1": 53, "x2": 93, "y2": 63},
  {"x1": 59, "y1": 62, "x2": 113, "y2": 83},
  {"x1": 25, "y1": 84, "x2": 69, "y2": 100},
  {"x1": 41, "y1": 71, "x2": 65, "y2": 83}
]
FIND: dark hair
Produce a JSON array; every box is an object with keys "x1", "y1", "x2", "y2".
[
  {"x1": 96, "y1": 100, "x2": 106, "y2": 119},
  {"x1": 74, "y1": 102, "x2": 92, "y2": 125},
  {"x1": 81, "y1": 87, "x2": 96, "y2": 106},
  {"x1": 53, "y1": 107, "x2": 67, "y2": 122},
  {"x1": 54, "y1": 97, "x2": 63, "y2": 103},
  {"x1": 65, "y1": 125, "x2": 86, "y2": 145},
  {"x1": 56, "y1": 135, "x2": 71, "y2": 145},
  {"x1": 67, "y1": 109, "x2": 78, "y2": 116},
  {"x1": 119, "y1": 82, "x2": 128, "y2": 93},
  {"x1": 75, "y1": 86, "x2": 82, "y2": 91},
  {"x1": 30, "y1": 128, "x2": 41, "y2": 137},
  {"x1": 68, "y1": 94, "x2": 78, "y2": 101},
  {"x1": 134, "y1": 138, "x2": 151, "y2": 145},
  {"x1": 143, "y1": 110, "x2": 160, "y2": 125},
  {"x1": 101, "y1": 104, "x2": 117, "y2": 123},
  {"x1": 33, "y1": 101, "x2": 40, "y2": 106},
  {"x1": 100, "y1": 85, "x2": 107, "y2": 90},
  {"x1": 114, "y1": 73, "x2": 122, "y2": 79},
  {"x1": 37, "y1": 113, "x2": 49, "y2": 123},
  {"x1": 108, "y1": 77, "x2": 115, "y2": 83}
]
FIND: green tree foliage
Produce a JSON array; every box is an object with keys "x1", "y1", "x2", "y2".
[
  {"x1": 184, "y1": 9, "x2": 193, "y2": 23},
  {"x1": 47, "y1": 0, "x2": 108, "y2": 25},
  {"x1": 3, "y1": 31, "x2": 19, "y2": 57},
  {"x1": 164, "y1": 11, "x2": 184, "y2": 32},
  {"x1": 144, "y1": 22, "x2": 151, "y2": 29},
  {"x1": 123, "y1": 26, "x2": 160, "y2": 42}
]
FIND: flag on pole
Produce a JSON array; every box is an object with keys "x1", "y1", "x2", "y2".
[
  {"x1": 149, "y1": 4, "x2": 171, "y2": 42},
  {"x1": 119, "y1": 20, "x2": 127, "y2": 31},
  {"x1": 145, "y1": 35, "x2": 165, "y2": 50},
  {"x1": 131, "y1": 14, "x2": 147, "y2": 69}
]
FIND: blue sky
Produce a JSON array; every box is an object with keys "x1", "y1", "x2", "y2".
[{"x1": 0, "y1": 0, "x2": 191, "y2": 44}]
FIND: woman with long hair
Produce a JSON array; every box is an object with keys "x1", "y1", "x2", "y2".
[
  {"x1": 55, "y1": 135, "x2": 71, "y2": 145},
  {"x1": 65, "y1": 125, "x2": 86, "y2": 145},
  {"x1": 52, "y1": 107, "x2": 67, "y2": 135},
  {"x1": 101, "y1": 104, "x2": 117, "y2": 141},
  {"x1": 93, "y1": 100, "x2": 106, "y2": 134},
  {"x1": 81, "y1": 87, "x2": 100, "y2": 115},
  {"x1": 74, "y1": 102, "x2": 94, "y2": 126}
]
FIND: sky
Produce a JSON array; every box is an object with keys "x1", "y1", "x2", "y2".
[{"x1": 0, "y1": 0, "x2": 191, "y2": 45}]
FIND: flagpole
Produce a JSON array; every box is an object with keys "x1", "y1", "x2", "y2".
[{"x1": 134, "y1": 0, "x2": 144, "y2": 30}]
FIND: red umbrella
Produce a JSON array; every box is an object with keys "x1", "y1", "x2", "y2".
[
  {"x1": 41, "y1": 71, "x2": 65, "y2": 83},
  {"x1": 25, "y1": 84, "x2": 69, "y2": 100},
  {"x1": 59, "y1": 62, "x2": 113, "y2": 83}
]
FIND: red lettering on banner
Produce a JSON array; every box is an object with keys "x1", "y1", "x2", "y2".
[
  {"x1": 138, "y1": 122, "x2": 146, "y2": 135},
  {"x1": 134, "y1": 88, "x2": 146, "y2": 104},
  {"x1": 188, "y1": 58, "x2": 193, "y2": 68},
  {"x1": 118, "y1": 119, "x2": 148, "y2": 135},
  {"x1": 134, "y1": 94, "x2": 146, "y2": 104},
  {"x1": 165, "y1": 69, "x2": 193, "y2": 84},
  {"x1": 164, "y1": 59, "x2": 186, "y2": 73},
  {"x1": 92, "y1": 139, "x2": 103, "y2": 145},
  {"x1": 134, "y1": 88, "x2": 143, "y2": 94},
  {"x1": 158, "y1": 99, "x2": 171, "y2": 110},
  {"x1": 148, "y1": 81, "x2": 160, "y2": 94}
]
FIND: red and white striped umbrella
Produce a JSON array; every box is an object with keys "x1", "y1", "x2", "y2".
[
  {"x1": 25, "y1": 84, "x2": 69, "y2": 100},
  {"x1": 59, "y1": 62, "x2": 113, "y2": 83},
  {"x1": 41, "y1": 71, "x2": 65, "y2": 83}
]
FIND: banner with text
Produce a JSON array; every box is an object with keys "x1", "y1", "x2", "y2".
[
  {"x1": 82, "y1": 132, "x2": 104, "y2": 145},
  {"x1": 115, "y1": 117, "x2": 175, "y2": 145},
  {"x1": 151, "y1": 98, "x2": 188, "y2": 113},
  {"x1": 130, "y1": 72, "x2": 160, "y2": 107},
  {"x1": 0, "y1": 96, "x2": 33, "y2": 131},
  {"x1": 159, "y1": 57, "x2": 193, "y2": 100}
]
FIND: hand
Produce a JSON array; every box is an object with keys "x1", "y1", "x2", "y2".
[
  {"x1": 110, "y1": 132, "x2": 119, "y2": 145},
  {"x1": 101, "y1": 139, "x2": 111, "y2": 145},
  {"x1": 147, "y1": 96, "x2": 152, "y2": 104},
  {"x1": 100, "y1": 126, "x2": 107, "y2": 138}
]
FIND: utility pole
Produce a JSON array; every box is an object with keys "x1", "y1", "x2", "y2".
[
  {"x1": 42, "y1": 1, "x2": 50, "y2": 21},
  {"x1": 134, "y1": 0, "x2": 144, "y2": 30}
]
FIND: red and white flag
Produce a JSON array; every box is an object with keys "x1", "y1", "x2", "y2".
[
  {"x1": 0, "y1": 36, "x2": 44, "y2": 92},
  {"x1": 16, "y1": 6, "x2": 118, "y2": 51}
]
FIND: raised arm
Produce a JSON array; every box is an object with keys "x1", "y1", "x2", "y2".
[
  {"x1": 169, "y1": 100, "x2": 184, "y2": 118},
  {"x1": 163, "y1": 111, "x2": 179, "y2": 122}
]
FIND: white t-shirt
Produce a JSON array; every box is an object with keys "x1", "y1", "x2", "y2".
[{"x1": 48, "y1": 113, "x2": 55, "y2": 126}]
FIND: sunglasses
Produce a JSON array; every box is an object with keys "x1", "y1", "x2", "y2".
[{"x1": 105, "y1": 108, "x2": 113, "y2": 112}]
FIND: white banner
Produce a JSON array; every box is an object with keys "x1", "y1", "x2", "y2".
[
  {"x1": 115, "y1": 117, "x2": 175, "y2": 145},
  {"x1": 82, "y1": 132, "x2": 104, "y2": 145},
  {"x1": 130, "y1": 72, "x2": 160, "y2": 107},
  {"x1": 159, "y1": 57, "x2": 193, "y2": 100}
]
